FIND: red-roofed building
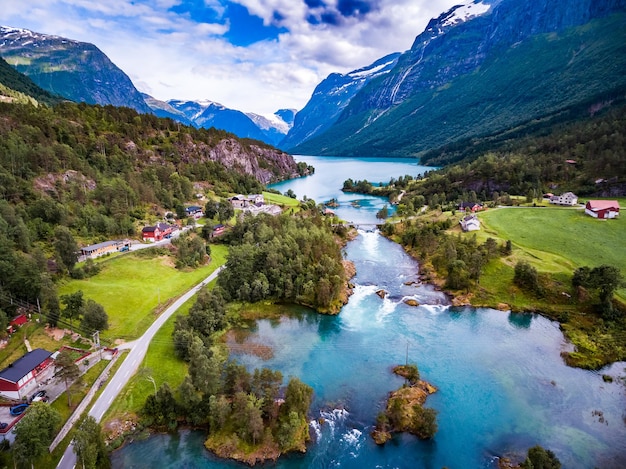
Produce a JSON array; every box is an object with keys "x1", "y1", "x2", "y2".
[
  {"x1": 142, "y1": 223, "x2": 175, "y2": 242},
  {"x1": 585, "y1": 200, "x2": 620, "y2": 219}
]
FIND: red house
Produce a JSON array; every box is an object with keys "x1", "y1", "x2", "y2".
[
  {"x1": 585, "y1": 200, "x2": 620, "y2": 219},
  {"x1": 142, "y1": 223, "x2": 174, "y2": 242},
  {"x1": 0, "y1": 349, "x2": 54, "y2": 400}
]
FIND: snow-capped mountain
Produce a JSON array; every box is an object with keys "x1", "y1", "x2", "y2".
[
  {"x1": 152, "y1": 99, "x2": 293, "y2": 146},
  {"x1": 0, "y1": 26, "x2": 151, "y2": 114},
  {"x1": 289, "y1": 0, "x2": 626, "y2": 157},
  {"x1": 279, "y1": 53, "x2": 400, "y2": 150}
]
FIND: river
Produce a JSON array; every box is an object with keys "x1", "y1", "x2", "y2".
[{"x1": 112, "y1": 156, "x2": 626, "y2": 468}]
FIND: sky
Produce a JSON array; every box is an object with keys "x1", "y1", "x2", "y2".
[{"x1": 0, "y1": 0, "x2": 460, "y2": 116}]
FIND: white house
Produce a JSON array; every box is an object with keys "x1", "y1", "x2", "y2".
[
  {"x1": 549, "y1": 192, "x2": 578, "y2": 206},
  {"x1": 460, "y1": 214, "x2": 480, "y2": 231}
]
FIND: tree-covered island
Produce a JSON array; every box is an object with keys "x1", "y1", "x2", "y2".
[{"x1": 371, "y1": 364, "x2": 438, "y2": 445}]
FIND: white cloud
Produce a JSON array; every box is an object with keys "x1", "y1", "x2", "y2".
[{"x1": 0, "y1": 0, "x2": 460, "y2": 114}]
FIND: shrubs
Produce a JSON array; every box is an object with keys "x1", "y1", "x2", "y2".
[{"x1": 514, "y1": 261, "x2": 540, "y2": 294}]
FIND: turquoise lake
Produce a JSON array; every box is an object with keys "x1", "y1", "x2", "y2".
[{"x1": 112, "y1": 156, "x2": 626, "y2": 468}]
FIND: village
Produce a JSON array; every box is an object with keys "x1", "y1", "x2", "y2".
[{"x1": 75, "y1": 193, "x2": 283, "y2": 260}]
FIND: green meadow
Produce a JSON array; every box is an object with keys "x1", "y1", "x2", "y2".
[
  {"x1": 262, "y1": 191, "x2": 301, "y2": 209},
  {"x1": 477, "y1": 204, "x2": 626, "y2": 300},
  {"x1": 58, "y1": 244, "x2": 228, "y2": 341}
]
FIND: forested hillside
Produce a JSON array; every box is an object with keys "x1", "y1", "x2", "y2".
[
  {"x1": 0, "y1": 99, "x2": 300, "y2": 316},
  {"x1": 0, "y1": 55, "x2": 62, "y2": 106},
  {"x1": 346, "y1": 103, "x2": 626, "y2": 212}
]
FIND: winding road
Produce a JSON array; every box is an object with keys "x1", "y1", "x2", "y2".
[{"x1": 56, "y1": 266, "x2": 224, "y2": 469}]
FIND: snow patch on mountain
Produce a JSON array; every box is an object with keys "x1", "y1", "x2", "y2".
[
  {"x1": 246, "y1": 112, "x2": 291, "y2": 134},
  {"x1": 441, "y1": 2, "x2": 492, "y2": 28}
]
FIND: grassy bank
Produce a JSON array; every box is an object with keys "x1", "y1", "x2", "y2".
[
  {"x1": 447, "y1": 205, "x2": 626, "y2": 368},
  {"x1": 478, "y1": 204, "x2": 626, "y2": 300}
]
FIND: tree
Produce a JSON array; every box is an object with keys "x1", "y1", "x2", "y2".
[
  {"x1": 572, "y1": 264, "x2": 623, "y2": 320},
  {"x1": 217, "y1": 198, "x2": 234, "y2": 222},
  {"x1": 411, "y1": 405, "x2": 438, "y2": 439},
  {"x1": 376, "y1": 204, "x2": 389, "y2": 219},
  {"x1": 54, "y1": 349, "x2": 81, "y2": 407},
  {"x1": 521, "y1": 445, "x2": 562, "y2": 469},
  {"x1": 53, "y1": 226, "x2": 78, "y2": 272},
  {"x1": 204, "y1": 199, "x2": 219, "y2": 219},
  {"x1": 0, "y1": 309, "x2": 7, "y2": 338},
  {"x1": 73, "y1": 416, "x2": 110, "y2": 469},
  {"x1": 142, "y1": 383, "x2": 179, "y2": 429},
  {"x1": 172, "y1": 232, "x2": 207, "y2": 268},
  {"x1": 446, "y1": 260, "x2": 470, "y2": 290},
  {"x1": 514, "y1": 261, "x2": 540, "y2": 293},
  {"x1": 282, "y1": 377, "x2": 313, "y2": 417},
  {"x1": 80, "y1": 299, "x2": 109, "y2": 332},
  {"x1": 12, "y1": 402, "x2": 61, "y2": 468},
  {"x1": 60, "y1": 290, "x2": 84, "y2": 328}
]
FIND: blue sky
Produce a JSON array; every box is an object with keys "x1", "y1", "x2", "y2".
[{"x1": 0, "y1": 0, "x2": 459, "y2": 115}]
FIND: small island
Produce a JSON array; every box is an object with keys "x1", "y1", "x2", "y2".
[{"x1": 371, "y1": 364, "x2": 438, "y2": 445}]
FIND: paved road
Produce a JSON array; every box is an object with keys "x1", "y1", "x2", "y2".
[{"x1": 56, "y1": 266, "x2": 224, "y2": 469}]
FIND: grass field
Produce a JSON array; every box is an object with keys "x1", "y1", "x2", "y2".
[
  {"x1": 58, "y1": 244, "x2": 228, "y2": 341},
  {"x1": 262, "y1": 191, "x2": 301, "y2": 209},
  {"x1": 477, "y1": 205, "x2": 626, "y2": 300}
]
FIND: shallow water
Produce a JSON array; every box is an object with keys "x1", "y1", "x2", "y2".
[{"x1": 112, "y1": 232, "x2": 626, "y2": 469}]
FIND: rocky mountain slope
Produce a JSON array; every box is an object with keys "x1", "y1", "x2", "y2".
[
  {"x1": 280, "y1": 53, "x2": 400, "y2": 150},
  {"x1": 289, "y1": 0, "x2": 626, "y2": 158},
  {"x1": 0, "y1": 26, "x2": 151, "y2": 114}
]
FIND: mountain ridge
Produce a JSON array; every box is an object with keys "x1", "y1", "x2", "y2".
[
  {"x1": 0, "y1": 25, "x2": 152, "y2": 114},
  {"x1": 288, "y1": 0, "x2": 626, "y2": 158}
]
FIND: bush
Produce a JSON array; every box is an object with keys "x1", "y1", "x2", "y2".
[{"x1": 514, "y1": 261, "x2": 540, "y2": 292}]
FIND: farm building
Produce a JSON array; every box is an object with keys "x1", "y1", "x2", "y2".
[
  {"x1": 80, "y1": 240, "x2": 130, "y2": 259},
  {"x1": 0, "y1": 349, "x2": 54, "y2": 400},
  {"x1": 549, "y1": 192, "x2": 578, "y2": 206},
  {"x1": 460, "y1": 215, "x2": 481, "y2": 232},
  {"x1": 585, "y1": 200, "x2": 620, "y2": 219},
  {"x1": 7, "y1": 314, "x2": 28, "y2": 335}
]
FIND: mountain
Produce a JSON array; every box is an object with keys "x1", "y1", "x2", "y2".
[
  {"x1": 141, "y1": 94, "x2": 192, "y2": 126},
  {"x1": 0, "y1": 26, "x2": 151, "y2": 114},
  {"x1": 246, "y1": 111, "x2": 296, "y2": 146},
  {"x1": 0, "y1": 55, "x2": 62, "y2": 106},
  {"x1": 162, "y1": 99, "x2": 294, "y2": 146},
  {"x1": 289, "y1": 0, "x2": 626, "y2": 159},
  {"x1": 280, "y1": 53, "x2": 400, "y2": 150}
]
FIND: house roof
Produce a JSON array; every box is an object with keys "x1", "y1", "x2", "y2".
[
  {"x1": 80, "y1": 240, "x2": 119, "y2": 253},
  {"x1": 142, "y1": 226, "x2": 158, "y2": 233},
  {"x1": 0, "y1": 349, "x2": 53, "y2": 384},
  {"x1": 586, "y1": 200, "x2": 620, "y2": 211}
]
